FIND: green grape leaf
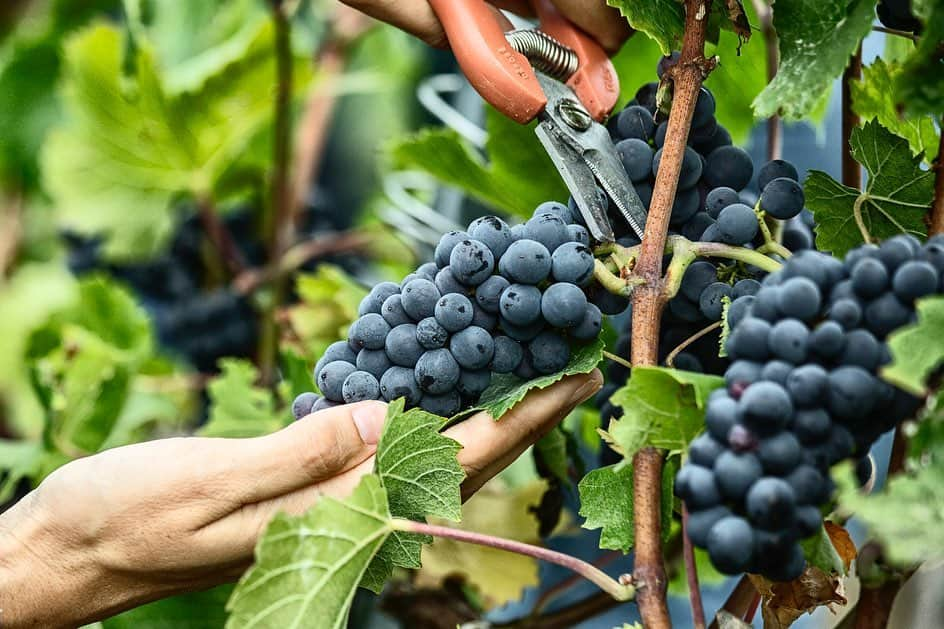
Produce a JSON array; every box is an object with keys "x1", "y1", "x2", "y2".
[
  {"x1": 0, "y1": 439, "x2": 45, "y2": 503},
  {"x1": 122, "y1": 0, "x2": 268, "y2": 94},
  {"x1": 882, "y1": 296, "x2": 944, "y2": 395},
  {"x1": 837, "y1": 459, "x2": 944, "y2": 565},
  {"x1": 67, "y1": 275, "x2": 154, "y2": 359},
  {"x1": 897, "y1": 0, "x2": 944, "y2": 116},
  {"x1": 200, "y1": 360, "x2": 287, "y2": 438},
  {"x1": 578, "y1": 459, "x2": 676, "y2": 552},
  {"x1": 225, "y1": 474, "x2": 392, "y2": 628},
  {"x1": 578, "y1": 463, "x2": 635, "y2": 550},
  {"x1": 388, "y1": 107, "x2": 569, "y2": 219},
  {"x1": 288, "y1": 265, "x2": 368, "y2": 361},
  {"x1": 799, "y1": 523, "x2": 850, "y2": 576},
  {"x1": 806, "y1": 119, "x2": 934, "y2": 257},
  {"x1": 41, "y1": 22, "x2": 313, "y2": 260},
  {"x1": 362, "y1": 399, "x2": 465, "y2": 593},
  {"x1": 534, "y1": 426, "x2": 571, "y2": 485},
  {"x1": 606, "y1": 0, "x2": 684, "y2": 55},
  {"x1": 102, "y1": 585, "x2": 233, "y2": 628},
  {"x1": 852, "y1": 58, "x2": 940, "y2": 163},
  {"x1": 474, "y1": 338, "x2": 605, "y2": 421},
  {"x1": 752, "y1": 0, "x2": 875, "y2": 120},
  {"x1": 604, "y1": 366, "x2": 723, "y2": 460}
]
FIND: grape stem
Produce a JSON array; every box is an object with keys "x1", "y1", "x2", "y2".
[
  {"x1": 664, "y1": 321, "x2": 722, "y2": 368},
  {"x1": 602, "y1": 351, "x2": 632, "y2": 370},
  {"x1": 753, "y1": 206, "x2": 792, "y2": 259},
  {"x1": 259, "y1": 0, "x2": 294, "y2": 386},
  {"x1": 841, "y1": 46, "x2": 863, "y2": 191},
  {"x1": 929, "y1": 114, "x2": 944, "y2": 236},
  {"x1": 872, "y1": 25, "x2": 919, "y2": 42},
  {"x1": 389, "y1": 518, "x2": 636, "y2": 602},
  {"x1": 593, "y1": 258, "x2": 645, "y2": 297}
]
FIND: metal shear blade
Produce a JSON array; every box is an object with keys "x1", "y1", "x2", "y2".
[{"x1": 533, "y1": 74, "x2": 648, "y2": 243}]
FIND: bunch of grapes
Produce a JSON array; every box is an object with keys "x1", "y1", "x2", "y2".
[
  {"x1": 877, "y1": 0, "x2": 923, "y2": 34},
  {"x1": 676, "y1": 235, "x2": 940, "y2": 581},
  {"x1": 292, "y1": 204, "x2": 604, "y2": 419}
]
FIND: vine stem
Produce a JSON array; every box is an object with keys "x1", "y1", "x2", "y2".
[
  {"x1": 259, "y1": 0, "x2": 294, "y2": 386},
  {"x1": 928, "y1": 115, "x2": 944, "y2": 235},
  {"x1": 628, "y1": 5, "x2": 713, "y2": 623},
  {"x1": 872, "y1": 25, "x2": 920, "y2": 41},
  {"x1": 841, "y1": 45, "x2": 862, "y2": 190},
  {"x1": 751, "y1": 0, "x2": 780, "y2": 161},
  {"x1": 682, "y1": 506, "x2": 707, "y2": 629},
  {"x1": 665, "y1": 321, "x2": 722, "y2": 368},
  {"x1": 196, "y1": 196, "x2": 246, "y2": 276},
  {"x1": 389, "y1": 519, "x2": 636, "y2": 602}
]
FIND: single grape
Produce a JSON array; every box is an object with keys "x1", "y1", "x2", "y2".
[
  {"x1": 705, "y1": 187, "x2": 740, "y2": 219},
  {"x1": 292, "y1": 392, "x2": 319, "y2": 420},
  {"x1": 877, "y1": 236, "x2": 915, "y2": 271},
  {"x1": 435, "y1": 293, "x2": 474, "y2": 332},
  {"x1": 534, "y1": 201, "x2": 577, "y2": 225},
  {"x1": 348, "y1": 313, "x2": 391, "y2": 351},
  {"x1": 567, "y1": 224, "x2": 590, "y2": 246},
  {"x1": 616, "y1": 105, "x2": 655, "y2": 141},
  {"x1": 653, "y1": 146, "x2": 703, "y2": 189},
  {"x1": 358, "y1": 281, "x2": 400, "y2": 316},
  {"x1": 704, "y1": 146, "x2": 753, "y2": 190},
  {"x1": 475, "y1": 275, "x2": 510, "y2": 313},
  {"x1": 499, "y1": 239, "x2": 552, "y2": 284},
  {"x1": 768, "y1": 318, "x2": 809, "y2": 364},
  {"x1": 808, "y1": 320, "x2": 846, "y2": 359},
  {"x1": 707, "y1": 517, "x2": 755, "y2": 574},
  {"x1": 785, "y1": 465, "x2": 830, "y2": 505},
  {"x1": 386, "y1": 323, "x2": 424, "y2": 366},
  {"x1": 725, "y1": 360, "x2": 761, "y2": 389},
  {"x1": 356, "y1": 349, "x2": 392, "y2": 379},
  {"x1": 311, "y1": 397, "x2": 339, "y2": 413},
  {"x1": 692, "y1": 87, "x2": 716, "y2": 128},
  {"x1": 490, "y1": 335, "x2": 524, "y2": 373},
  {"x1": 541, "y1": 282, "x2": 588, "y2": 328},
  {"x1": 381, "y1": 294, "x2": 412, "y2": 327},
  {"x1": 317, "y1": 360, "x2": 357, "y2": 402},
  {"x1": 838, "y1": 329, "x2": 881, "y2": 370},
  {"x1": 380, "y1": 366, "x2": 421, "y2": 404},
  {"x1": 457, "y1": 369, "x2": 492, "y2": 398},
  {"x1": 415, "y1": 349, "x2": 461, "y2": 394},
  {"x1": 733, "y1": 278, "x2": 762, "y2": 299},
  {"x1": 681, "y1": 212, "x2": 715, "y2": 241},
  {"x1": 717, "y1": 203, "x2": 758, "y2": 245},
  {"x1": 420, "y1": 391, "x2": 461, "y2": 416},
  {"x1": 689, "y1": 433, "x2": 726, "y2": 467},
  {"x1": 671, "y1": 188, "x2": 701, "y2": 225},
  {"x1": 864, "y1": 292, "x2": 912, "y2": 337},
  {"x1": 500, "y1": 316, "x2": 544, "y2": 342},
  {"x1": 528, "y1": 331, "x2": 570, "y2": 374},
  {"x1": 551, "y1": 242, "x2": 595, "y2": 286},
  {"x1": 792, "y1": 408, "x2": 832, "y2": 444},
  {"x1": 760, "y1": 360, "x2": 792, "y2": 385},
  {"x1": 669, "y1": 294, "x2": 704, "y2": 323},
  {"x1": 829, "y1": 298, "x2": 862, "y2": 330},
  {"x1": 401, "y1": 278, "x2": 441, "y2": 320},
  {"x1": 434, "y1": 230, "x2": 469, "y2": 268},
  {"x1": 342, "y1": 370, "x2": 380, "y2": 403},
  {"x1": 760, "y1": 177, "x2": 805, "y2": 220},
  {"x1": 776, "y1": 277, "x2": 822, "y2": 322},
  {"x1": 500, "y1": 283, "x2": 543, "y2": 326},
  {"x1": 726, "y1": 295, "x2": 754, "y2": 329},
  {"x1": 615, "y1": 138, "x2": 654, "y2": 182},
  {"x1": 699, "y1": 281, "x2": 733, "y2": 321},
  {"x1": 785, "y1": 364, "x2": 828, "y2": 406},
  {"x1": 726, "y1": 317, "x2": 772, "y2": 361},
  {"x1": 746, "y1": 477, "x2": 797, "y2": 529},
  {"x1": 851, "y1": 257, "x2": 889, "y2": 299},
  {"x1": 321, "y1": 340, "x2": 357, "y2": 366},
  {"x1": 434, "y1": 266, "x2": 467, "y2": 296},
  {"x1": 714, "y1": 450, "x2": 763, "y2": 500},
  {"x1": 634, "y1": 81, "x2": 658, "y2": 111},
  {"x1": 469, "y1": 216, "x2": 514, "y2": 259},
  {"x1": 523, "y1": 212, "x2": 570, "y2": 254},
  {"x1": 450, "y1": 239, "x2": 495, "y2": 286},
  {"x1": 416, "y1": 262, "x2": 438, "y2": 280},
  {"x1": 892, "y1": 260, "x2": 938, "y2": 301},
  {"x1": 692, "y1": 123, "x2": 732, "y2": 155},
  {"x1": 827, "y1": 366, "x2": 877, "y2": 420},
  {"x1": 679, "y1": 464, "x2": 722, "y2": 509},
  {"x1": 449, "y1": 326, "x2": 494, "y2": 370},
  {"x1": 686, "y1": 506, "x2": 732, "y2": 548},
  {"x1": 571, "y1": 303, "x2": 603, "y2": 340},
  {"x1": 738, "y1": 381, "x2": 793, "y2": 433},
  {"x1": 471, "y1": 303, "x2": 497, "y2": 331},
  {"x1": 415, "y1": 317, "x2": 449, "y2": 350},
  {"x1": 757, "y1": 431, "x2": 802, "y2": 474},
  {"x1": 757, "y1": 159, "x2": 799, "y2": 190}
]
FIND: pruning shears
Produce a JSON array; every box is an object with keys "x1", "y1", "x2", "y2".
[{"x1": 427, "y1": 0, "x2": 648, "y2": 242}]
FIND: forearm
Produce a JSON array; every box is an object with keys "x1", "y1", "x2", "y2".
[{"x1": 0, "y1": 493, "x2": 118, "y2": 628}]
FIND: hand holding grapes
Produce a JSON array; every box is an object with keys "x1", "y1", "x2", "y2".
[
  {"x1": 0, "y1": 371, "x2": 600, "y2": 629},
  {"x1": 339, "y1": 0, "x2": 632, "y2": 53}
]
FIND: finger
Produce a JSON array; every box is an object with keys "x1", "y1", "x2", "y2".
[
  {"x1": 447, "y1": 370, "x2": 603, "y2": 499},
  {"x1": 340, "y1": 0, "x2": 449, "y2": 47},
  {"x1": 229, "y1": 400, "x2": 388, "y2": 505},
  {"x1": 549, "y1": 0, "x2": 633, "y2": 54}
]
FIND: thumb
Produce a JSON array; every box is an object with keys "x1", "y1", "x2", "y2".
[{"x1": 235, "y1": 400, "x2": 389, "y2": 504}]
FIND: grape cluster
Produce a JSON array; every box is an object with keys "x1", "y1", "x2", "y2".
[
  {"x1": 293, "y1": 204, "x2": 602, "y2": 419},
  {"x1": 877, "y1": 0, "x2": 922, "y2": 34},
  {"x1": 677, "y1": 235, "x2": 938, "y2": 581}
]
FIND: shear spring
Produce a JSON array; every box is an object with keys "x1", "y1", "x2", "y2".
[{"x1": 505, "y1": 29, "x2": 578, "y2": 82}]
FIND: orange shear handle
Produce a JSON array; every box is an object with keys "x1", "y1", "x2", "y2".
[{"x1": 427, "y1": 0, "x2": 620, "y2": 124}]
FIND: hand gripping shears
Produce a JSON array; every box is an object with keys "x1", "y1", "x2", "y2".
[{"x1": 427, "y1": 0, "x2": 648, "y2": 242}]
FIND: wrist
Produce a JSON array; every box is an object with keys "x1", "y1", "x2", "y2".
[{"x1": 0, "y1": 493, "x2": 109, "y2": 628}]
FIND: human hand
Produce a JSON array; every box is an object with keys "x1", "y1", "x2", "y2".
[
  {"x1": 0, "y1": 371, "x2": 601, "y2": 628},
  {"x1": 340, "y1": 0, "x2": 632, "y2": 54}
]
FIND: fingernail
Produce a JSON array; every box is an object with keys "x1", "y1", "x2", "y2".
[
  {"x1": 568, "y1": 373, "x2": 603, "y2": 409},
  {"x1": 351, "y1": 401, "x2": 387, "y2": 445}
]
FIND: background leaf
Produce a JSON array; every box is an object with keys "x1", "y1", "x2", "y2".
[
  {"x1": 752, "y1": 0, "x2": 875, "y2": 119},
  {"x1": 604, "y1": 366, "x2": 724, "y2": 459},
  {"x1": 882, "y1": 296, "x2": 944, "y2": 395},
  {"x1": 200, "y1": 359, "x2": 287, "y2": 438},
  {"x1": 606, "y1": 0, "x2": 684, "y2": 56},
  {"x1": 225, "y1": 474, "x2": 392, "y2": 628},
  {"x1": 806, "y1": 120, "x2": 934, "y2": 257},
  {"x1": 102, "y1": 585, "x2": 233, "y2": 628},
  {"x1": 578, "y1": 463, "x2": 635, "y2": 550},
  {"x1": 897, "y1": 0, "x2": 944, "y2": 115}
]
